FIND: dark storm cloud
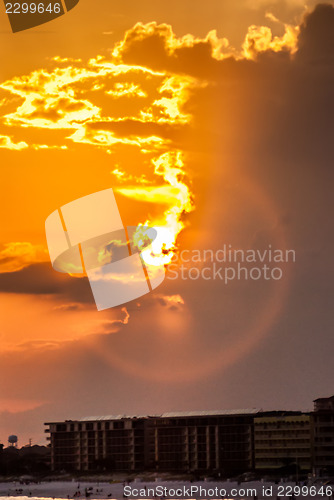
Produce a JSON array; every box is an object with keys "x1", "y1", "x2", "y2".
[
  {"x1": 103, "y1": 3, "x2": 334, "y2": 406},
  {"x1": 297, "y1": 3, "x2": 334, "y2": 62},
  {"x1": 116, "y1": 24, "x2": 251, "y2": 79},
  {"x1": 0, "y1": 263, "x2": 94, "y2": 304},
  {"x1": 116, "y1": 4, "x2": 334, "y2": 77},
  {"x1": 109, "y1": 5, "x2": 334, "y2": 173}
]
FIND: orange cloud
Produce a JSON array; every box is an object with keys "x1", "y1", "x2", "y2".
[
  {"x1": 0, "y1": 134, "x2": 28, "y2": 150},
  {"x1": 0, "y1": 291, "x2": 130, "y2": 351},
  {"x1": 112, "y1": 22, "x2": 231, "y2": 62},
  {"x1": 242, "y1": 22, "x2": 299, "y2": 59},
  {"x1": 106, "y1": 82, "x2": 147, "y2": 98},
  {"x1": 0, "y1": 15, "x2": 304, "y2": 276},
  {"x1": 0, "y1": 242, "x2": 49, "y2": 273},
  {"x1": 156, "y1": 294, "x2": 185, "y2": 309},
  {"x1": 0, "y1": 398, "x2": 46, "y2": 413}
]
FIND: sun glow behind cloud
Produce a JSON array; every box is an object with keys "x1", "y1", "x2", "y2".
[
  {"x1": 0, "y1": 17, "x2": 300, "y2": 272},
  {"x1": 242, "y1": 21, "x2": 299, "y2": 59},
  {"x1": 0, "y1": 30, "x2": 201, "y2": 269}
]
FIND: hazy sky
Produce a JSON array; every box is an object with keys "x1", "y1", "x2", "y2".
[{"x1": 0, "y1": 0, "x2": 333, "y2": 445}]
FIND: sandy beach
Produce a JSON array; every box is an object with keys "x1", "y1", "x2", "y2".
[{"x1": 0, "y1": 479, "x2": 331, "y2": 500}]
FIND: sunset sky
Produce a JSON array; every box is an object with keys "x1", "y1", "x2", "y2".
[{"x1": 0, "y1": 0, "x2": 333, "y2": 445}]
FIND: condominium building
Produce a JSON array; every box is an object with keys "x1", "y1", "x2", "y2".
[
  {"x1": 312, "y1": 396, "x2": 334, "y2": 475},
  {"x1": 148, "y1": 410, "x2": 258, "y2": 475},
  {"x1": 45, "y1": 416, "x2": 147, "y2": 472},
  {"x1": 45, "y1": 398, "x2": 334, "y2": 475},
  {"x1": 45, "y1": 409, "x2": 260, "y2": 474},
  {"x1": 314, "y1": 396, "x2": 334, "y2": 412},
  {"x1": 254, "y1": 412, "x2": 312, "y2": 472}
]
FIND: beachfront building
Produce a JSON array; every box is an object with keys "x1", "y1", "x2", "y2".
[
  {"x1": 45, "y1": 400, "x2": 334, "y2": 475},
  {"x1": 45, "y1": 409, "x2": 260, "y2": 474},
  {"x1": 314, "y1": 396, "x2": 334, "y2": 412},
  {"x1": 254, "y1": 412, "x2": 312, "y2": 473},
  {"x1": 147, "y1": 410, "x2": 259, "y2": 475},
  {"x1": 45, "y1": 416, "x2": 147, "y2": 472},
  {"x1": 312, "y1": 396, "x2": 334, "y2": 476}
]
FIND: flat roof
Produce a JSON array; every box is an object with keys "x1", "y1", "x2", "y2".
[
  {"x1": 160, "y1": 409, "x2": 262, "y2": 418},
  {"x1": 45, "y1": 408, "x2": 262, "y2": 425}
]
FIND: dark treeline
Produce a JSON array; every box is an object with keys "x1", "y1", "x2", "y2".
[{"x1": 0, "y1": 444, "x2": 50, "y2": 476}]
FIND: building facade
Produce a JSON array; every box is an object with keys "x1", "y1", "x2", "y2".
[
  {"x1": 45, "y1": 409, "x2": 260, "y2": 474},
  {"x1": 45, "y1": 416, "x2": 147, "y2": 472},
  {"x1": 312, "y1": 396, "x2": 334, "y2": 475},
  {"x1": 45, "y1": 398, "x2": 334, "y2": 475},
  {"x1": 148, "y1": 410, "x2": 258, "y2": 475},
  {"x1": 254, "y1": 412, "x2": 312, "y2": 473}
]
